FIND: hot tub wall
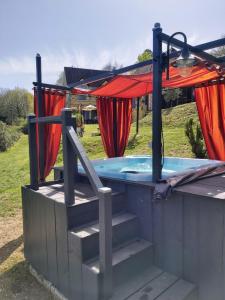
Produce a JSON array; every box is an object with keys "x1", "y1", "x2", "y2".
[
  {"x1": 102, "y1": 178, "x2": 154, "y2": 242},
  {"x1": 53, "y1": 168, "x2": 225, "y2": 300},
  {"x1": 153, "y1": 191, "x2": 225, "y2": 300},
  {"x1": 102, "y1": 178, "x2": 225, "y2": 300}
]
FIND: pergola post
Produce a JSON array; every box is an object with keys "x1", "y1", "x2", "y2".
[
  {"x1": 152, "y1": 23, "x2": 163, "y2": 182},
  {"x1": 27, "y1": 114, "x2": 39, "y2": 190},
  {"x1": 36, "y1": 54, "x2": 45, "y2": 182}
]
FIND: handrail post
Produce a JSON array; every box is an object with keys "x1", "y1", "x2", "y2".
[
  {"x1": 61, "y1": 108, "x2": 77, "y2": 206},
  {"x1": 98, "y1": 187, "x2": 112, "y2": 299},
  {"x1": 27, "y1": 114, "x2": 39, "y2": 190}
]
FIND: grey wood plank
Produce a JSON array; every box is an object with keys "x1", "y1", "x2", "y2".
[
  {"x1": 82, "y1": 264, "x2": 100, "y2": 300},
  {"x1": 45, "y1": 197, "x2": 58, "y2": 286},
  {"x1": 68, "y1": 233, "x2": 83, "y2": 300},
  {"x1": 162, "y1": 194, "x2": 183, "y2": 276},
  {"x1": 152, "y1": 200, "x2": 164, "y2": 269},
  {"x1": 183, "y1": 196, "x2": 200, "y2": 284},
  {"x1": 69, "y1": 213, "x2": 139, "y2": 263},
  {"x1": 126, "y1": 185, "x2": 153, "y2": 241},
  {"x1": 55, "y1": 201, "x2": 70, "y2": 298},
  {"x1": 175, "y1": 182, "x2": 225, "y2": 200},
  {"x1": 31, "y1": 192, "x2": 39, "y2": 271},
  {"x1": 110, "y1": 266, "x2": 163, "y2": 300},
  {"x1": 156, "y1": 279, "x2": 197, "y2": 300},
  {"x1": 196, "y1": 175, "x2": 225, "y2": 188},
  {"x1": 198, "y1": 197, "x2": 224, "y2": 300},
  {"x1": 38, "y1": 195, "x2": 48, "y2": 277},
  {"x1": 87, "y1": 239, "x2": 152, "y2": 272},
  {"x1": 128, "y1": 272, "x2": 178, "y2": 300},
  {"x1": 22, "y1": 187, "x2": 30, "y2": 261}
]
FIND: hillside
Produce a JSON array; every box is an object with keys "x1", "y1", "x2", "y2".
[
  {"x1": 0, "y1": 102, "x2": 199, "y2": 217},
  {"x1": 77, "y1": 102, "x2": 199, "y2": 159}
]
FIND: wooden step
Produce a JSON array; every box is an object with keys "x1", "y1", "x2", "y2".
[
  {"x1": 155, "y1": 278, "x2": 197, "y2": 300},
  {"x1": 82, "y1": 238, "x2": 153, "y2": 300},
  {"x1": 69, "y1": 212, "x2": 139, "y2": 261},
  {"x1": 111, "y1": 269, "x2": 197, "y2": 300},
  {"x1": 67, "y1": 191, "x2": 126, "y2": 228}
]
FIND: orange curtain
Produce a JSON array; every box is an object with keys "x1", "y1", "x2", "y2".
[
  {"x1": 195, "y1": 83, "x2": 225, "y2": 161},
  {"x1": 34, "y1": 90, "x2": 66, "y2": 179},
  {"x1": 96, "y1": 97, "x2": 132, "y2": 157},
  {"x1": 88, "y1": 66, "x2": 220, "y2": 98}
]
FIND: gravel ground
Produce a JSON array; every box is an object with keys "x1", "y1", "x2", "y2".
[{"x1": 0, "y1": 212, "x2": 52, "y2": 299}]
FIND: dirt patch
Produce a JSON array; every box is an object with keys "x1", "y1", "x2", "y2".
[{"x1": 0, "y1": 212, "x2": 52, "y2": 299}]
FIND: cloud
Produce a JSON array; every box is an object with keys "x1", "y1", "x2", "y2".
[{"x1": 0, "y1": 36, "x2": 152, "y2": 89}]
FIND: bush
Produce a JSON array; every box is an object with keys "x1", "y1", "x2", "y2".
[
  {"x1": 185, "y1": 118, "x2": 207, "y2": 158},
  {"x1": 21, "y1": 122, "x2": 28, "y2": 135},
  {"x1": 0, "y1": 121, "x2": 21, "y2": 151},
  {"x1": 0, "y1": 88, "x2": 33, "y2": 125}
]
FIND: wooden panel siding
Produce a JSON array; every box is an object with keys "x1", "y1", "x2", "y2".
[
  {"x1": 126, "y1": 185, "x2": 153, "y2": 241},
  {"x1": 153, "y1": 189, "x2": 225, "y2": 300},
  {"x1": 45, "y1": 198, "x2": 58, "y2": 287},
  {"x1": 22, "y1": 172, "x2": 225, "y2": 300},
  {"x1": 22, "y1": 187, "x2": 70, "y2": 298}
]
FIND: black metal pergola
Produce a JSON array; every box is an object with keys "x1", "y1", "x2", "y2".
[{"x1": 33, "y1": 23, "x2": 225, "y2": 183}]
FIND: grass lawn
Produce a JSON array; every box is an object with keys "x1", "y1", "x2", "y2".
[{"x1": 0, "y1": 102, "x2": 198, "y2": 217}]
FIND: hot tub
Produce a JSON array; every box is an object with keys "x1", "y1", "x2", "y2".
[{"x1": 78, "y1": 155, "x2": 222, "y2": 182}]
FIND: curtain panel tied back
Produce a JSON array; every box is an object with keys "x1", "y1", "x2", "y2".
[
  {"x1": 34, "y1": 89, "x2": 66, "y2": 179},
  {"x1": 195, "y1": 83, "x2": 225, "y2": 161}
]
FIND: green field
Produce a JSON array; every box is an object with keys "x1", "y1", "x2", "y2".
[{"x1": 0, "y1": 102, "x2": 199, "y2": 217}]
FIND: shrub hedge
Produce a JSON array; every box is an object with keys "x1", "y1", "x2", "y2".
[{"x1": 0, "y1": 121, "x2": 21, "y2": 152}]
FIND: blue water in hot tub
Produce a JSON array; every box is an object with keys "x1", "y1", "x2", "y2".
[{"x1": 78, "y1": 155, "x2": 222, "y2": 182}]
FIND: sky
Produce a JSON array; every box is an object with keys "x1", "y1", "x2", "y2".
[{"x1": 0, "y1": 0, "x2": 225, "y2": 91}]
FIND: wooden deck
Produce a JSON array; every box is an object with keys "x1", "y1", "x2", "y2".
[
  {"x1": 38, "y1": 172, "x2": 225, "y2": 203},
  {"x1": 37, "y1": 182, "x2": 97, "y2": 204},
  {"x1": 23, "y1": 173, "x2": 225, "y2": 300}
]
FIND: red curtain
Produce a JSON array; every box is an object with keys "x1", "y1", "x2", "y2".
[
  {"x1": 96, "y1": 97, "x2": 132, "y2": 157},
  {"x1": 195, "y1": 83, "x2": 225, "y2": 161},
  {"x1": 88, "y1": 66, "x2": 220, "y2": 99},
  {"x1": 34, "y1": 90, "x2": 66, "y2": 179}
]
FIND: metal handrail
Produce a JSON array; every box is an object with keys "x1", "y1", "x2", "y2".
[
  {"x1": 66, "y1": 125, "x2": 103, "y2": 195},
  {"x1": 28, "y1": 108, "x2": 113, "y2": 298},
  {"x1": 30, "y1": 115, "x2": 62, "y2": 124},
  {"x1": 61, "y1": 108, "x2": 112, "y2": 298}
]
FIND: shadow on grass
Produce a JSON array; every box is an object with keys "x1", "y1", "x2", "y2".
[
  {"x1": 0, "y1": 261, "x2": 29, "y2": 295},
  {"x1": 163, "y1": 107, "x2": 174, "y2": 115},
  {"x1": 0, "y1": 260, "x2": 52, "y2": 299},
  {"x1": 0, "y1": 235, "x2": 23, "y2": 265},
  {"x1": 127, "y1": 134, "x2": 140, "y2": 150}
]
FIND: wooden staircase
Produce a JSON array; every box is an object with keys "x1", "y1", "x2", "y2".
[{"x1": 67, "y1": 183, "x2": 198, "y2": 300}]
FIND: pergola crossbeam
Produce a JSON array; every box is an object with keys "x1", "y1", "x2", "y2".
[
  {"x1": 68, "y1": 38, "x2": 225, "y2": 89},
  {"x1": 197, "y1": 37, "x2": 225, "y2": 51},
  {"x1": 161, "y1": 33, "x2": 225, "y2": 65},
  {"x1": 33, "y1": 81, "x2": 71, "y2": 91}
]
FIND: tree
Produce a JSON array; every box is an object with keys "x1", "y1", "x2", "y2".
[
  {"x1": 0, "y1": 88, "x2": 32, "y2": 125},
  {"x1": 56, "y1": 71, "x2": 66, "y2": 85},
  {"x1": 185, "y1": 118, "x2": 207, "y2": 158},
  {"x1": 211, "y1": 35, "x2": 225, "y2": 57},
  {"x1": 102, "y1": 62, "x2": 123, "y2": 71},
  {"x1": 162, "y1": 88, "x2": 182, "y2": 107},
  {"x1": 137, "y1": 49, "x2": 153, "y2": 62}
]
